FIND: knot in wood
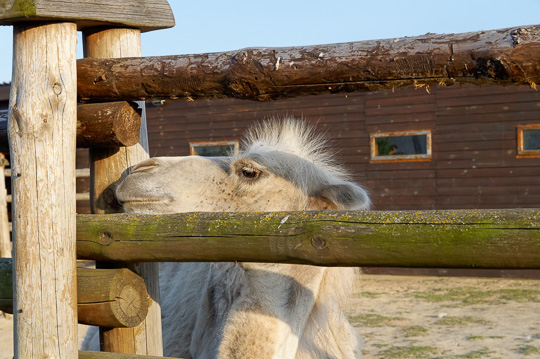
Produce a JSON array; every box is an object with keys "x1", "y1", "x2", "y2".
[
  {"x1": 311, "y1": 236, "x2": 327, "y2": 250},
  {"x1": 100, "y1": 231, "x2": 114, "y2": 245},
  {"x1": 52, "y1": 82, "x2": 62, "y2": 95}
]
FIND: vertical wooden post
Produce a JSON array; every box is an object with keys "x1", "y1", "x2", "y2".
[
  {"x1": 82, "y1": 28, "x2": 163, "y2": 355},
  {"x1": 9, "y1": 22, "x2": 78, "y2": 358},
  {"x1": 0, "y1": 154, "x2": 10, "y2": 258}
]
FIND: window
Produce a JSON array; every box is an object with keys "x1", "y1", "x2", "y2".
[
  {"x1": 517, "y1": 124, "x2": 540, "y2": 158},
  {"x1": 189, "y1": 140, "x2": 239, "y2": 157},
  {"x1": 370, "y1": 130, "x2": 432, "y2": 162}
]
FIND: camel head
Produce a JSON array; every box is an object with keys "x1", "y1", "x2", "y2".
[{"x1": 116, "y1": 118, "x2": 370, "y2": 214}]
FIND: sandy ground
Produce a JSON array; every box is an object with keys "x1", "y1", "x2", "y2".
[
  {"x1": 351, "y1": 275, "x2": 540, "y2": 359},
  {"x1": 1, "y1": 274, "x2": 539, "y2": 358}
]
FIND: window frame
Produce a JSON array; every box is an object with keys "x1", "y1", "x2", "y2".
[
  {"x1": 370, "y1": 129, "x2": 432, "y2": 163},
  {"x1": 189, "y1": 140, "x2": 239, "y2": 157},
  {"x1": 516, "y1": 124, "x2": 540, "y2": 158}
]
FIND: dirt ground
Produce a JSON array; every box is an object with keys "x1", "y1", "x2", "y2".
[
  {"x1": 350, "y1": 274, "x2": 540, "y2": 359},
  {"x1": 1, "y1": 274, "x2": 539, "y2": 359}
]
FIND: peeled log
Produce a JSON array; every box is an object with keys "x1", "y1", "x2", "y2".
[
  {"x1": 77, "y1": 25, "x2": 540, "y2": 102},
  {"x1": 0, "y1": 259, "x2": 149, "y2": 328},
  {"x1": 0, "y1": 101, "x2": 142, "y2": 150},
  {"x1": 79, "y1": 351, "x2": 175, "y2": 359},
  {"x1": 75, "y1": 209, "x2": 540, "y2": 269}
]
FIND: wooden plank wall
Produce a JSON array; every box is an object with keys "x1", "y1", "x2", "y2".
[
  {"x1": 145, "y1": 84, "x2": 540, "y2": 211},
  {"x1": 0, "y1": 83, "x2": 538, "y2": 212}
]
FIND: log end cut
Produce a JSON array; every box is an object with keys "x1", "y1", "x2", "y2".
[{"x1": 77, "y1": 268, "x2": 150, "y2": 328}]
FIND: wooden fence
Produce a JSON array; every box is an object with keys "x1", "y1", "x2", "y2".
[{"x1": 0, "y1": 1, "x2": 538, "y2": 358}]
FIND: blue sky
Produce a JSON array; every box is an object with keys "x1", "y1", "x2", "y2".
[{"x1": 0, "y1": 0, "x2": 539, "y2": 84}]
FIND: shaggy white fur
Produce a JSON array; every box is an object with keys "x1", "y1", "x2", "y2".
[{"x1": 83, "y1": 118, "x2": 369, "y2": 358}]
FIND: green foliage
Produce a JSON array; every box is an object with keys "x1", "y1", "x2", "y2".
[
  {"x1": 454, "y1": 347, "x2": 493, "y2": 358},
  {"x1": 412, "y1": 287, "x2": 540, "y2": 305},
  {"x1": 517, "y1": 345, "x2": 540, "y2": 355},
  {"x1": 403, "y1": 325, "x2": 428, "y2": 337},
  {"x1": 375, "y1": 138, "x2": 392, "y2": 155},
  {"x1": 379, "y1": 345, "x2": 438, "y2": 359},
  {"x1": 348, "y1": 313, "x2": 405, "y2": 327},
  {"x1": 436, "y1": 315, "x2": 490, "y2": 326}
]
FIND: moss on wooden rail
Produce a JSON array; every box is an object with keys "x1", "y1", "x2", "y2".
[{"x1": 76, "y1": 209, "x2": 540, "y2": 269}]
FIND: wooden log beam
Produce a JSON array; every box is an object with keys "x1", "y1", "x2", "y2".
[
  {"x1": 83, "y1": 27, "x2": 163, "y2": 356},
  {"x1": 0, "y1": 0, "x2": 175, "y2": 32},
  {"x1": 79, "y1": 351, "x2": 176, "y2": 359},
  {"x1": 9, "y1": 22, "x2": 79, "y2": 359},
  {"x1": 0, "y1": 154, "x2": 9, "y2": 257},
  {"x1": 0, "y1": 102, "x2": 142, "y2": 150},
  {"x1": 75, "y1": 102, "x2": 142, "y2": 148},
  {"x1": 0, "y1": 259, "x2": 150, "y2": 328},
  {"x1": 75, "y1": 209, "x2": 540, "y2": 269},
  {"x1": 77, "y1": 25, "x2": 540, "y2": 102}
]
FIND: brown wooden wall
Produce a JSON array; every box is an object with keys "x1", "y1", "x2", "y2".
[
  {"x1": 0, "y1": 83, "x2": 538, "y2": 212},
  {"x1": 145, "y1": 84, "x2": 540, "y2": 211}
]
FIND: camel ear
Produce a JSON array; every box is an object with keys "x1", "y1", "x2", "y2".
[{"x1": 310, "y1": 183, "x2": 370, "y2": 210}]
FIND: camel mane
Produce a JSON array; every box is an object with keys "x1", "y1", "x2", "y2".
[{"x1": 238, "y1": 117, "x2": 353, "y2": 196}]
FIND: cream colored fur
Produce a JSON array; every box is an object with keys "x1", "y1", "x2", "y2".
[{"x1": 82, "y1": 118, "x2": 370, "y2": 358}]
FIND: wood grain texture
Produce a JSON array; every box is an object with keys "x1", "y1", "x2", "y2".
[
  {"x1": 82, "y1": 27, "x2": 162, "y2": 356},
  {"x1": 0, "y1": 153, "x2": 9, "y2": 257},
  {"x1": 77, "y1": 25, "x2": 540, "y2": 102},
  {"x1": 78, "y1": 350, "x2": 176, "y2": 359},
  {"x1": 75, "y1": 209, "x2": 540, "y2": 269},
  {"x1": 0, "y1": 261, "x2": 150, "y2": 328},
  {"x1": 0, "y1": 0, "x2": 175, "y2": 32},
  {"x1": 0, "y1": 101, "x2": 142, "y2": 150},
  {"x1": 75, "y1": 102, "x2": 142, "y2": 148},
  {"x1": 9, "y1": 22, "x2": 78, "y2": 359}
]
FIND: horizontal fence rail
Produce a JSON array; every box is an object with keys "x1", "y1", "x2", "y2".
[
  {"x1": 78, "y1": 351, "x2": 175, "y2": 359},
  {"x1": 76, "y1": 209, "x2": 540, "y2": 269},
  {"x1": 0, "y1": 102, "x2": 142, "y2": 149},
  {"x1": 0, "y1": 259, "x2": 149, "y2": 328},
  {"x1": 76, "y1": 25, "x2": 540, "y2": 102}
]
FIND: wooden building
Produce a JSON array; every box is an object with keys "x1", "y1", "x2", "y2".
[
  {"x1": 144, "y1": 83, "x2": 540, "y2": 211},
  {"x1": 1, "y1": 83, "x2": 539, "y2": 212}
]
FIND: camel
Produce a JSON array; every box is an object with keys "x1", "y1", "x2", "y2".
[{"x1": 83, "y1": 118, "x2": 370, "y2": 358}]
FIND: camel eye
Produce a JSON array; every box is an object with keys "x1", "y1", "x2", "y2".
[{"x1": 242, "y1": 168, "x2": 261, "y2": 179}]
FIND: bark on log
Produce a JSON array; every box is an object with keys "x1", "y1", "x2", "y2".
[
  {"x1": 83, "y1": 27, "x2": 162, "y2": 356},
  {"x1": 76, "y1": 102, "x2": 142, "y2": 148},
  {"x1": 75, "y1": 209, "x2": 540, "y2": 269},
  {"x1": 77, "y1": 25, "x2": 540, "y2": 102},
  {"x1": 0, "y1": 259, "x2": 149, "y2": 328},
  {"x1": 0, "y1": 102, "x2": 142, "y2": 150}
]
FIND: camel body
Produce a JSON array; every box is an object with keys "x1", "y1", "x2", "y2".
[{"x1": 83, "y1": 119, "x2": 369, "y2": 358}]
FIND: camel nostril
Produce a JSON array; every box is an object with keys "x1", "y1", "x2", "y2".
[{"x1": 130, "y1": 158, "x2": 162, "y2": 174}]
